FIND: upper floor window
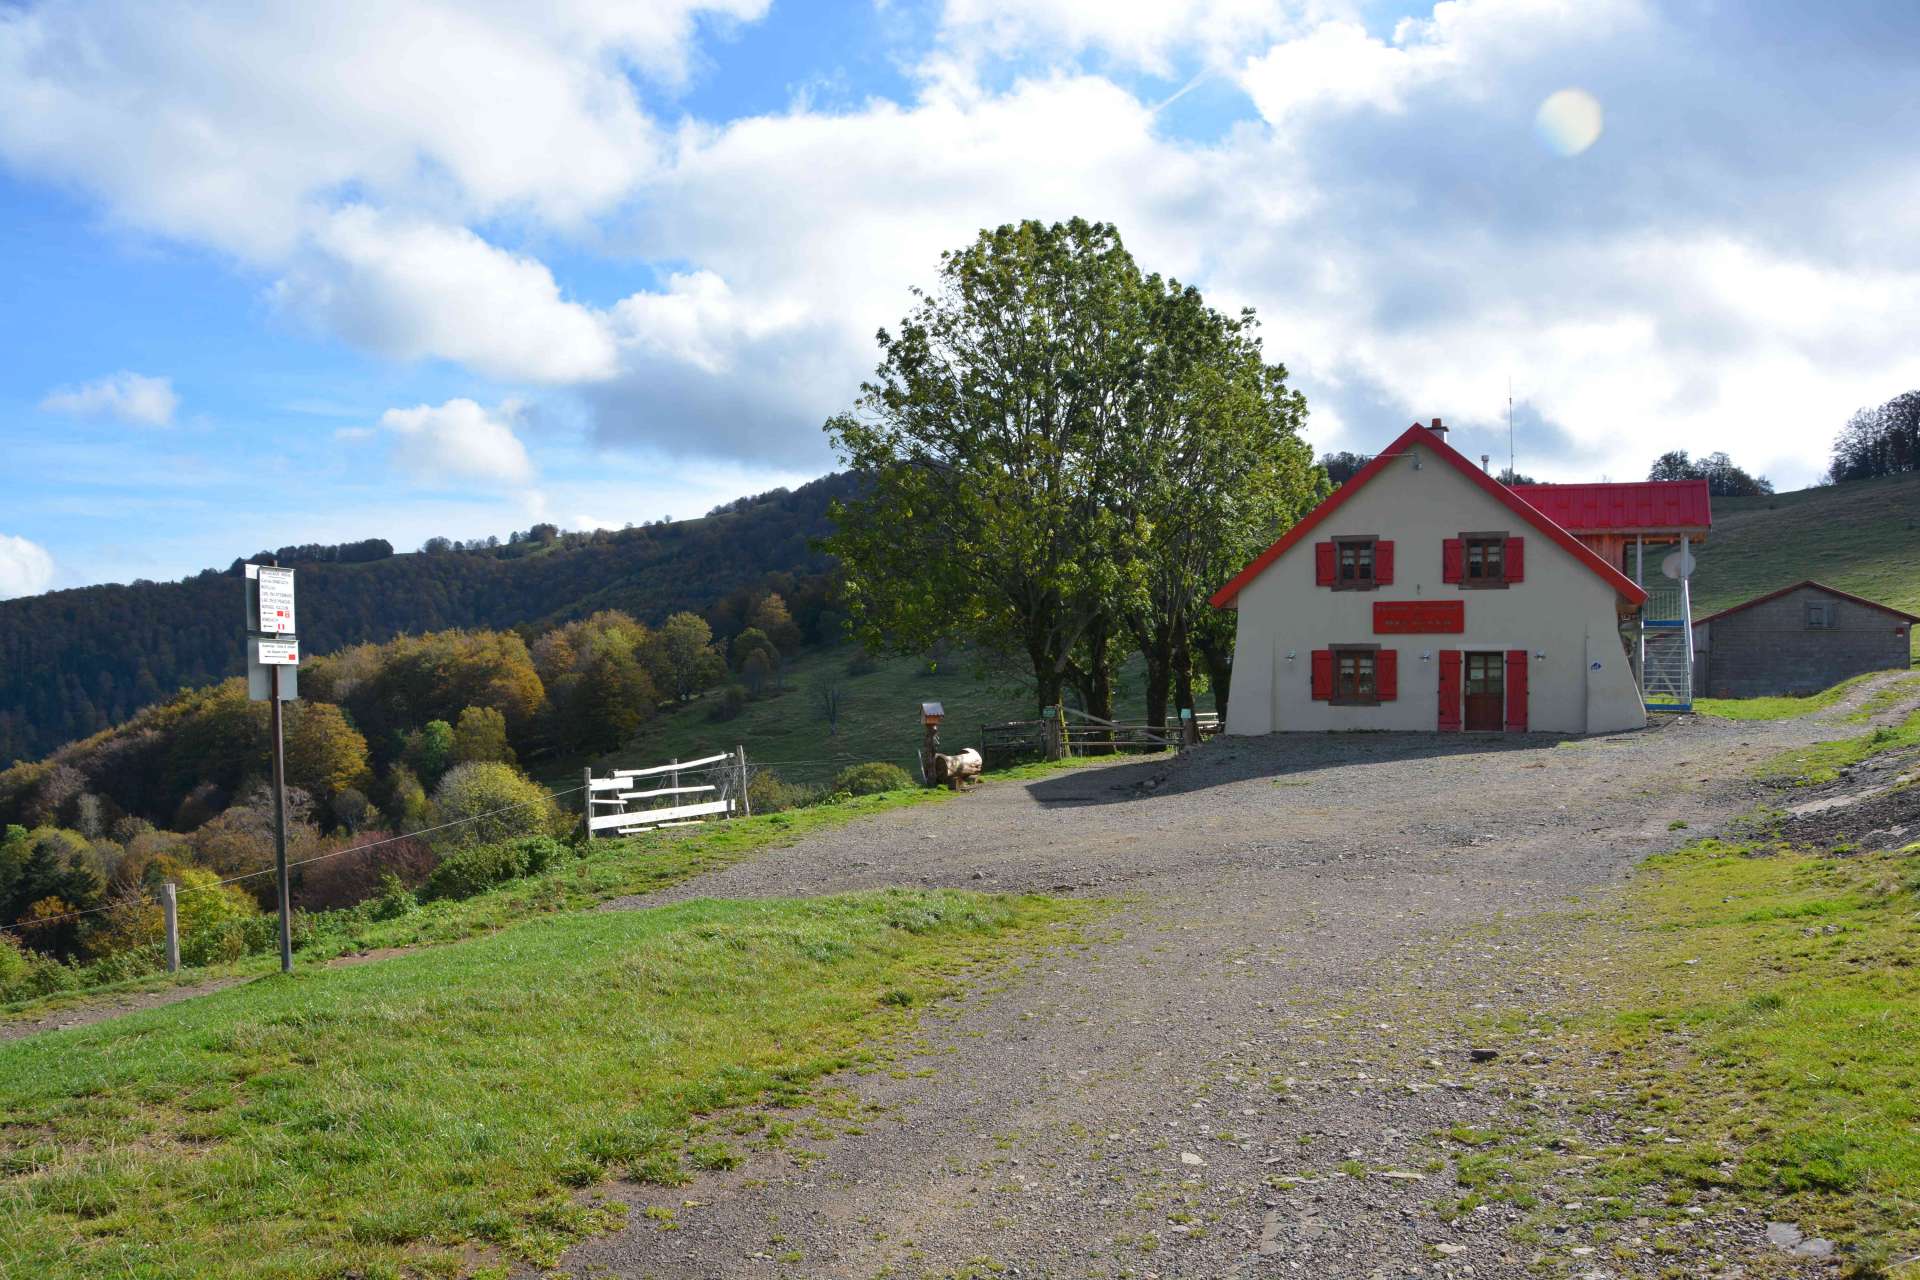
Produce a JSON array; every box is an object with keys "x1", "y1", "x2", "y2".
[
  {"x1": 1335, "y1": 536, "x2": 1376, "y2": 589},
  {"x1": 1805, "y1": 601, "x2": 1836, "y2": 629},
  {"x1": 1463, "y1": 534, "x2": 1507, "y2": 587}
]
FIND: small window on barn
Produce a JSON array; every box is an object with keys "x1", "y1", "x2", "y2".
[
  {"x1": 1805, "y1": 601, "x2": 1836, "y2": 629},
  {"x1": 1333, "y1": 536, "x2": 1378, "y2": 590},
  {"x1": 1331, "y1": 646, "x2": 1379, "y2": 705},
  {"x1": 1462, "y1": 533, "x2": 1508, "y2": 588}
]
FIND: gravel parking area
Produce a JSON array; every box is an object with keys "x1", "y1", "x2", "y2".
[{"x1": 560, "y1": 675, "x2": 1920, "y2": 1280}]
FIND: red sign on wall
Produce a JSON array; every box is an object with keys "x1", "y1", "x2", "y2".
[{"x1": 1373, "y1": 600, "x2": 1465, "y2": 633}]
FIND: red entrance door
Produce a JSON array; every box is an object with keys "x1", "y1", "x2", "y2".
[{"x1": 1464, "y1": 652, "x2": 1504, "y2": 731}]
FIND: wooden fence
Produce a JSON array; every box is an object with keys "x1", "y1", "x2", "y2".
[{"x1": 584, "y1": 748, "x2": 748, "y2": 838}]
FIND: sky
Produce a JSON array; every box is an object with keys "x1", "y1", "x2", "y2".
[{"x1": 2, "y1": 0, "x2": 1917, "y2": 597}]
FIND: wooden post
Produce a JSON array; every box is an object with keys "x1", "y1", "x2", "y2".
[
  {"x1": 581, "y1": 767, "x2": 593, "y2": 843},
  {"x1": 161, "y1": 881, "x2": 180, "y2": 974},
  {"x1": 735, "y1": 746, "x2": 751, "y2": 817}
]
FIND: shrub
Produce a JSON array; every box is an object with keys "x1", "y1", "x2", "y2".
[
  {"x1": 292, "y1": 833, "x2": 438, "y2": 912},
  {"x1": 420, "y1": 835, "x2": 571, "y2": 902},
  {"x1": 0, "y1": 933, "x2": 73, "y2": 1003},
  {"x1": 368, "y1": 873, "x2": 418, "y2": 921},
  {"x1": 745, "y1": 768, "x2": 815, "y2": 815},
  {"x1": 429, "y1": 762, "x2": 557, "y2": 849},
  {"x1": 709, "y1": 684, "x2": 748, "y2": 722},
  {"x1": 831, "y1": 762, "x2": 913, "y2": 796}
]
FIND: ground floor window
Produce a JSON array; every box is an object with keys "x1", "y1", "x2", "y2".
[{"x1": 1333, "y1": 646, "x2": 1378, "y2": 704}]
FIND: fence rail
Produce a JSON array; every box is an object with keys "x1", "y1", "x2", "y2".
[{"x1": 584, "y1": 747, "x2": 748, "y2": 837}]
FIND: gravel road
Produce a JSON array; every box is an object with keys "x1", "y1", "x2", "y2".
[{"x1": 559, "y1": 674, "x2": 1920, "y2": 1280}]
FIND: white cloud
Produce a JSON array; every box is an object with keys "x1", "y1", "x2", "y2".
[
  {"x1": 275, "y1": 207, "x2": 619, "y2": 383},
  {"x1": 936, "y1": 0, "x2": 1305, "y2": 76},
  {"x1": 378, "y1": 398, "x2": 536, "y2": 487},
  {"x1": 0, "y1": 0, "x2": 767, "y2": 259},
  {"x1": 0, "y1": 534, "x2": 56, "y2": 599},
  {"x1": 39, "y1": 371, "x2": 180, "y2": 425}
]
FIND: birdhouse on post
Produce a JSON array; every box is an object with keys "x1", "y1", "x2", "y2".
[{"x1": 920, "y1": 702, "x2": 944, "y2": 784}]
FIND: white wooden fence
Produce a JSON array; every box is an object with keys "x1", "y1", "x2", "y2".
[{"x1": 584, "y1": 747, "x2": 750, "y2": 837}]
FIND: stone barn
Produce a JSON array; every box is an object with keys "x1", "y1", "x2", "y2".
[{"x1": 1691, "y1": 581, "x2": 1917, "y2": 698}]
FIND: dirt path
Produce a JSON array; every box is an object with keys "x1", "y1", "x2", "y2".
[
  {"x1": 560, "y1": 677, "x2": 1920, "y2": 1279},
  {"x1": 0, "y1": 975, "x2": 244, "y2": 1043}
]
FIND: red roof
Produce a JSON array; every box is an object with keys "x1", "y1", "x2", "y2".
[
  {"x1": 1507, "y1": 480, "x2": 1712, "y2": 533},
  {"x1": 1694, "y1": 580, "x2": 1920, "y2": 626},
  {"x1": 1211, "y1": 423, "x2": 1649, "y2": 608}
]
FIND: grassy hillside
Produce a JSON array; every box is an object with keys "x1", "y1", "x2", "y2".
[
  {"x1": 0, "y1": 889, "x2": 1079, "y2": 1278},
  {"x1": 1692, "y1": 471, "x2": 1920, "y2": 659},
  {"x1": 573, "y1": 645, "x2": 1152, "y2": 793}
]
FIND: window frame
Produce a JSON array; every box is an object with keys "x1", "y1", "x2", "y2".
[
  {"x1": 1330, "y1": 643, "x2": 1381, "y2": 706},
  {"x1": 1459, "y1": 531, "x2": 1510, "y2": 589},
  {"x1": 1330, "y1": 535, "x2": 1380, "y2": 591},
  {"x1": 1805, "y1": 601, "x2": 1836, "y2": 629}
]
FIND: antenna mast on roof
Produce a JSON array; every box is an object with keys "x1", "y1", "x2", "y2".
[{"x1": 1507, "y1": 376, "x2": 1515, "y2": 480}]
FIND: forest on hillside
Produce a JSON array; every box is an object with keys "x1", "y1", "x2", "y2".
[{"x1": 0, "y1": 474, "x2": 857, "y2": 765}]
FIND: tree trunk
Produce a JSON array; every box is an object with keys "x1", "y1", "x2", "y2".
[
  {"x1": 1173, "y1": 625, "x2": 1195, "y2": 722},
  {"x1": 1196, "y1": 629, "x2": 1232, "y2": 718}
]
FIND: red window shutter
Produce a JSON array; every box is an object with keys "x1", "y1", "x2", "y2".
[
  {"x1": 1506, "y1": 536, "x2": 1525, "y2": 583},
  {"x1": 1376, "y1": 649, "x2": 1398, "y2": 700},
  {"x1": 1442, "y1": 538, "x2": 1464, "y2": 584},
  {"x1": 1315, "y1": 541, "x2": 1336, "y2": 587},
  {"x1": 1505, "y1": 649, "x2": 1529, "y2": 732},
  {"x1": 1374, "y1": 540, "x2": 1394, "y2": 585},
  {"x1": 1437, "y1": 650, "x2": 1462, "y2": 731},
  {"x1": 1310, "y1": 649, "x2": 1333, "y2": 700}
]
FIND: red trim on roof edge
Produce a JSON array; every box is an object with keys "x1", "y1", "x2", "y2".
[
  {"x1": 1693, "y1": 580, "x2": 1920, "y2": 626},
  {"x1": 1210, "y1": 424, "x2": 1649, "y2": 609}
]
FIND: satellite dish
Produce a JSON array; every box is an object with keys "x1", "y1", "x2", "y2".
[{"x1": 1660, "y1": 546, "x2": 1696, "y2": 579}]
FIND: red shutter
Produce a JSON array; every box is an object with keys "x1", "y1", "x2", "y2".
[
  {"x1": 1376, "y1": 649, "x2": 1397, "y2": 701},
  {"x1": 1437, "y1": 650, "x2": 1462, "y2": 731},
  {"x1": 1374, "y1": 540, "x2": 1394, "y2": 585},
  {"x1": 1310, "y1": 649, "x2": 1333, "y2": 700},
  {"x1": 1442, "y1": 538, "x2": 1464, "y2": 584},
  {"x1": 1315, "y1": 542, "x2": 1336, "y2": 587},
  {"x1": 1505, "y1": 536, "x2": 1524, "y2": 583},
  {"x1": 1505, "y1": 649, "x2": 1529, "y2": 732}
]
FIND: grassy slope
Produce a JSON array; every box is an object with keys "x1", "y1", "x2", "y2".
[
  {"x1": 575, "y1": 646, "x2": 1150, "y2": 792},
  {"x1": 1693, "y1": 471, "x2": 1920, "y2": 661},
  {"x1": 0, "y1": 890, "x2": 1083, "y2": 1279}
]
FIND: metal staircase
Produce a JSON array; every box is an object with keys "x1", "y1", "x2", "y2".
[{"x1": 1637, "y1": 565, "x2": 1694, "y2": 712}]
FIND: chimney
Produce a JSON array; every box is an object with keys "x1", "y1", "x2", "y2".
[
  {"x1": 1429, "y1": 416, "x2": 1448, "y2": 442},
  {"x1": 1480, "y1": 453, "x2": 1491, "y2": 473}
]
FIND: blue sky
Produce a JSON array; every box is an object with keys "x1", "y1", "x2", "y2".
[{"x1": 2, "y1": 0, "x2": 1917, "y2": 595}]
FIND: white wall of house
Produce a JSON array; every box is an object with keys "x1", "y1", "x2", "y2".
[{"x1": 1224, "y1": 441, "x2": 1646, "y2": 735}]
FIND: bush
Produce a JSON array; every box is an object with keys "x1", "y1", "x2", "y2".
[
  {"x1": 368, "y1": 873, "x2": 417, "y2": 921},
  {"x1": 429, "y1": 762, "x2": 557, "y2": 848},
  {"x1": 745, "y1": 768, "x2": 815, "y2": 815},
  {"x1": 0, "y1": 933, "x2": 75, "y2": 1004},
  {"x1": 831, "y1": 762, "x2": 913, "y2": 796},
  {"x1": 708, "y1": 684, "x2": 748, "y2": 722},
  {"x1": 292, "y1": 833, "x2": 438, "y2": 911},
  {"x1": 420, "y1": 835, "x2": 571, "y2": 902}
]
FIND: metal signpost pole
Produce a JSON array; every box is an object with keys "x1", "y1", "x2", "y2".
[{"x1": 270, "y1": 661, "x2": 292, "y2": 973}]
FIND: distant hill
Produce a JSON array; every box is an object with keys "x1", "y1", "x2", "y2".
[
  {"x1": 1692, "y1": 470, "x2": 1920, "y2": 658},
  {"x1": 0, "y1": 474, "x2": 859, "y2": 766}
]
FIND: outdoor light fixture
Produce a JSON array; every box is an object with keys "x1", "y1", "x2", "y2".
[
  {"x1": 1421, "y1": 650, "x2": 1433, "y2": 662},
  {"x1": 1286, "y1": 650, "x2": 1297, "y2": 662},
  {"x1": 1535, "y1": 651, "x2": 1547, "y2": 660}
]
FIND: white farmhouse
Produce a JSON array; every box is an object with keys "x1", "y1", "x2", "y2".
[{"x1": 1212, "y1": 420, "x2": 1680, "y2": 735}]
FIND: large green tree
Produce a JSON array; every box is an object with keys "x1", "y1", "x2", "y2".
[{"x1": 827, "y1": 218, "x2": 1319, "y2": 721}]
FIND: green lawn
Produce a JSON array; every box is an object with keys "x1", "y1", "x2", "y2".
[
  {"x1": 1587, "y1": 837, "x2": 1920, "y2": 1268},
  {"x1": 562, "y1": 645, "x2": 1150, "y2": 793},
  {"x1": 1693, "y1": 471, "x2": 1920, "y2": 662},
  {"x1": 0, "y1": 890, "x2": 1084, "y2": 1279},
  {"x1": 1691, "y1": 670, "x2": 1882, "y2": 720},
  {"x1": 1757, "y1": 706, "x2": 1920, "y2": 785}
]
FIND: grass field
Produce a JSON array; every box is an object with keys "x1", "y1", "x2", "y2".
[
  {"x1": 573, "y1": 645, "x2": 1152, "y2": 793},
  {"x1": 1691, "y1": 671, "x2": 1882, "y2": 720},
  {"x1": 0, "y1": 889, "x2": 1084, "y2": 1278},
  {"x1": 1693, "y1": 471, "x2": 1920, "y2": 662},
  {"x1": 1757, "y1": 705, "x2": 1920, "y2": 785}
]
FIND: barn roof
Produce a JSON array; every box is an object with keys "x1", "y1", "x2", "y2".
[
  {"x1": 1211, "y1": 423, "x2": 1649, "y2": 609},
  {"x1": 1507, "y1": 480, "x2": 1712, "y2": 534},
  {"x1": 1693, "y1": 580, "x2": 1920, "y2": 626}
]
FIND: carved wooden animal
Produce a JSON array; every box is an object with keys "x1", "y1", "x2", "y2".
[{"x1": 931, "y1": 747, "x2": 983, "y2": 791}]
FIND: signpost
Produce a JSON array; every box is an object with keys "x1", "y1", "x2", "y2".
[{"x1": 243, "y1": 562, "x2": 297, "y2": 974}]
